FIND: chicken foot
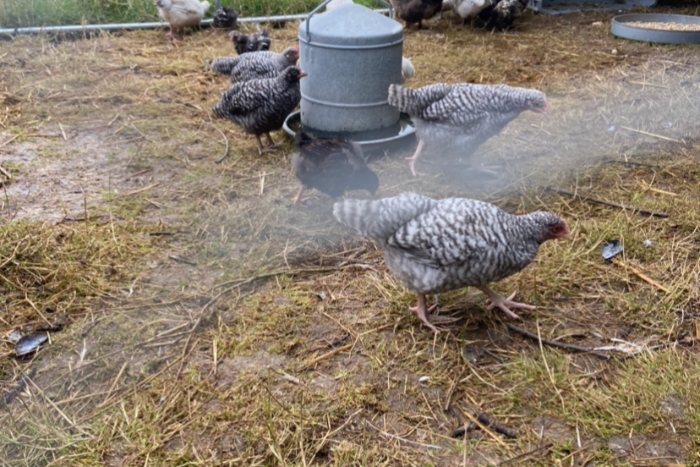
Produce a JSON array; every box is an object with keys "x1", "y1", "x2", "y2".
[
  {"x1": 253, "y1": 134, "x2": 281, "y2": 155},
  {"x1": 476, "y1": 286, "x2": 534, "y2": 319},
  {"x1": 405, "y1": 139, "x2": 426, "y2": 177},
  {"x1": 409, "y1": 293, "x2": 458, "y2": 333}
]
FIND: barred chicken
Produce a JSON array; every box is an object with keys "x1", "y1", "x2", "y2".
[
  {"x1": 479, "y1": 0, "x2": 528, "y2": 31},
  {"x1": 213, "y1": 66, "x2": 305, "y2": 155},
  {"x1": 391, "y1": 0, "x2": 443, "y2": 28},
  {"x1": 211, "y1": 46, "x2": 299, "y2": 83},
  {"x1": 155, "y1": 0, "x2": 210, "y2": 40},
  {"x1": 388, "y1": 82, "x2": 548, "y2": 176},
  {"x1": 334, "y1": 192, "x2": 568, "y2": 332},
  {"x1": 291, "y1": 132, "x2": 379, "y2": 204},
  {"x1": 229, "y1": 30, "x2": 271, "y2": 55}
]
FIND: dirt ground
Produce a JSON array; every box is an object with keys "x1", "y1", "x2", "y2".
[{"x1": 1, "y1": 3, "x2": 700, "y2": 466}]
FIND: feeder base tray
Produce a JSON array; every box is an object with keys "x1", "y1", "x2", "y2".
[{"x1": 282, "y1": 111, "x2": 416, "y2": 153}]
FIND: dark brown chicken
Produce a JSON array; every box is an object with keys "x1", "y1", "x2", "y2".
[
  {"x1": 291, "y1": 132, "x2": 379, "y2": 204},
  {"x1": 391, "y1": 0, "x2": 443, "y2": 28}
]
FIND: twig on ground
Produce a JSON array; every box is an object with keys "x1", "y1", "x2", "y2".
[
  {"x1": 0, "y1": 134, "x2": 19, "y2": 149},
  {"x1": 368, "y1": 422, "x2": 442, "y2": 450},
  {"x1": 168, "y1": 255, "x2": 196, "y2": 266},
  {"x1": 498, "y1": 443, "x2": 554, "y2": 466},
  {"x1": 443, "y1": 368, "x2": 466, "y2": 411},
  {"x1": 211, "y1": 123, "x2": 230, "y2": 164},
  {"x1": 603, "y1": 159, "x2": 660, "y2": 169},
  {"x1": 0, "y1": 165, "x2": 12, "y2": 179},
  {"x1": 540, "y1": 186, "x2": 669, "y2": 218},
  {"x1": 506, "y1": 324, "x2": 611, "y2": 359},
  {"x1": 121, "y1": 183, "x2": 160, "y2": 197},
  {"x1": 611, "y1": 257, "x2": 670, "y2": 293},
  {"x1": 619, "y1": 125, "x2": 681, "y2": 143},
  {"x1": 298, "y1": 343, "x2": 353, "y2": 372},
  {"x1": 462, "y1": 410, "x2": 510, "y2": 448},
  {"x1": 213, "y1": 263, "x2": 373, "y2": 291}
]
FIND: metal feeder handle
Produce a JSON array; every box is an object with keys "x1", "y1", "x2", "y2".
[{"x1": 305, "y1": 0, "x2": 393, "y2": 42}]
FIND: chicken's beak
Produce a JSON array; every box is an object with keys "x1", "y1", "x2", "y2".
[
  {"x1": 537, "y1": 101, "x2": 549, "y2": 115},
  {"x1": 299, "y1": 70, "x2": 308, "y2": 78},
  {"x1": 560, "y1": 219, "x2": 570, "y2": 239}
]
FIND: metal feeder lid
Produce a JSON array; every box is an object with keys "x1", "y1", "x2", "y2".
[{"x1": 299, "y1": 3, "x2": 403, "y2": 47}]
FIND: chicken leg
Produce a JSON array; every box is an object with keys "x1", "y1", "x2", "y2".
[
  {"x1": 405, "y1": 139, "x2": 426, "y2": 177},
  {"x1": 292, "y1": 186, "x2": 306, "y2": 205},
  {"x1": 476, "y1": 286, "x2": 533, "y2": 319},
  {"x1": 409, "y1": 293, "x2": 458, "y2": 333}
]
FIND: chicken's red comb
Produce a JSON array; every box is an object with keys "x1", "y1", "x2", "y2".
[{"x1": 293, "y1": 45, "x2": 299, "y2": 50}]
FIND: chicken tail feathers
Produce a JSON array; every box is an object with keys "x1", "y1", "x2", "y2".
[
  {"x1": 388, "y1": 83, "x2": 452, "y2": 117},
  {"x1": 334, "y1": 193, "x2": 437, "y2": 241},
  {"x1": 211, "y1": 57, "x2": 238, "y2": 75},
  {"x1": 334, "y1": 198, "x2": 384, "y2": 238},
  {"x1": 388, "y1": 84, "x2": 418, "y2": 115}
]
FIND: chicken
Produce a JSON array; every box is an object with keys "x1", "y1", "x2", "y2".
[
  {"x1": 291, "y1": 132, "x2": 379, "y2": 204},
  {"x1": 229, "y1": 30, "x2": 271, "y2": 55},
  {"x1": 211, "y1": 46, "x2": 299, "y2": 83},
  {"x1": 212, "y1": 0, "x2": 238, "y2": 29},
  {"x1": 155, "y1": 0, "x2": 210, "y2": 40},
  {"x1": 401, "y1": 57, "x2": 415, "y2": 83},
  {"x1": 442, "y1": 0, "x2": 490, "y2": 26},
  {"x1": 479, "y1": 0, "x2": 528, "y2": 31},
  {"x1": 334, "y1": 192, "x2": 568, "y2": 332},
  {"x1": 390, "y1": 0, "x2": 443, "y2": 28},
  {"x1": 212, "y1": 66, "x2": 306, "y2": 155},
  {"x1": 388, "y1": 82, "x2": 548, "y2": 176}
]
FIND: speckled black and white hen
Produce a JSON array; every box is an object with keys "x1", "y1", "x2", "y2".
[
  {"x1": 229, "y1": 30, "x2": 271, "y2": 55},
  {"x1": 211, "y1": 46, "x2": 298, "y2": 83},
  {"x1": 388, "y1": 82, "x2": 548, "y2": 176},
  {"x1": 333, "y1": 192, "x2": 568, "y2": 332},
  {"x1": 479, "y1": 0, "x2": 528, "y2": 31},
  {"x1": 213, "y1": 66, "x2": 306, "y2": 155},
  {"x1": 291, "y1": 131, "x2": 379, "y2": 204}
]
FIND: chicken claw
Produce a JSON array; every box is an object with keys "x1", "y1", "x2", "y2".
[
  {"x1": 409, "y1": 293, "x2": 459, "y2": 333},
  {"x1": 477, "y1": 286, "x2": 533, "y2": 319}
]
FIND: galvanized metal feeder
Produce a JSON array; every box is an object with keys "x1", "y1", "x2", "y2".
[{"x1": 283, "y1": 0, "x2": 415, "y2": 152}]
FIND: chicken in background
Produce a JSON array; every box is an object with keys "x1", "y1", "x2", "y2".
[
  {"x1": 154, "y1": 0, "x2": 210, "y2": 40},
  {"x1": 334, "y1": 192, "x2": 569, "y2": 332},
  {"x1": 229, "y1": 30, "x2": 272, "y2": 55},
  {"x1": 212, "y1": 66, "x2": 306, "y2": 155},
  {"x1": 291, "y1": 132, "x2": 379, "y2": 204},
  {"x1": 211, "y1": 46, "x2": 299, "y2": 82},
  {"x1": 401, "y1": 57, "x2": 415, "y2": 84},
  {"x1": 441, "y1": 0, "x2": 490, "y2": 27},
  {"x1": 390, "y1": 0, "x2": 443, "y2": 28},
  {"x1": 388, "y1": 82, "x2": 548, "y2": 176},
  {"x1": 212, "y1": 0, "x2": 238, "y2": 28},
  {"x1": 478, "y1": 0, "x2": 529, "y2": 31}
]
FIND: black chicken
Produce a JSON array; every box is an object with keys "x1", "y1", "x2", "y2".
[
  {"x1": 391, "y1": 0, "x2": 443, "y2": 28},
  {"x1": 229, "y1": 30, "x2": 271, "y2": 55},
  {"x1": 291, "y1": 132, "x2": 379, "y2": 204}
]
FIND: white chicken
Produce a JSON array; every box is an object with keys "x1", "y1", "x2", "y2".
[
  {"x1": 442, "y1": 0, "x2": 490, "y2": 27},
  {"x1": 401, "y1": 57, "x2": 415, "y2": 83},
  {"x1": 155, "y1": 0, "x2": 211, "y2": 40}
]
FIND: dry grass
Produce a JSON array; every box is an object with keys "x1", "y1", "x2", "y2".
[{"x1": 1, "y1": 7, "x2": 700, "y2": 466}]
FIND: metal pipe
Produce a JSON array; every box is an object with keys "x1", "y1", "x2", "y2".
[{"x1": 0, "y1": 10, "x2": 389, "y2": 36}]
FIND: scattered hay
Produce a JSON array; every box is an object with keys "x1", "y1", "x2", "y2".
[{"x1": 0, "y1": 7, "x2": 700, "y2": 466}]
